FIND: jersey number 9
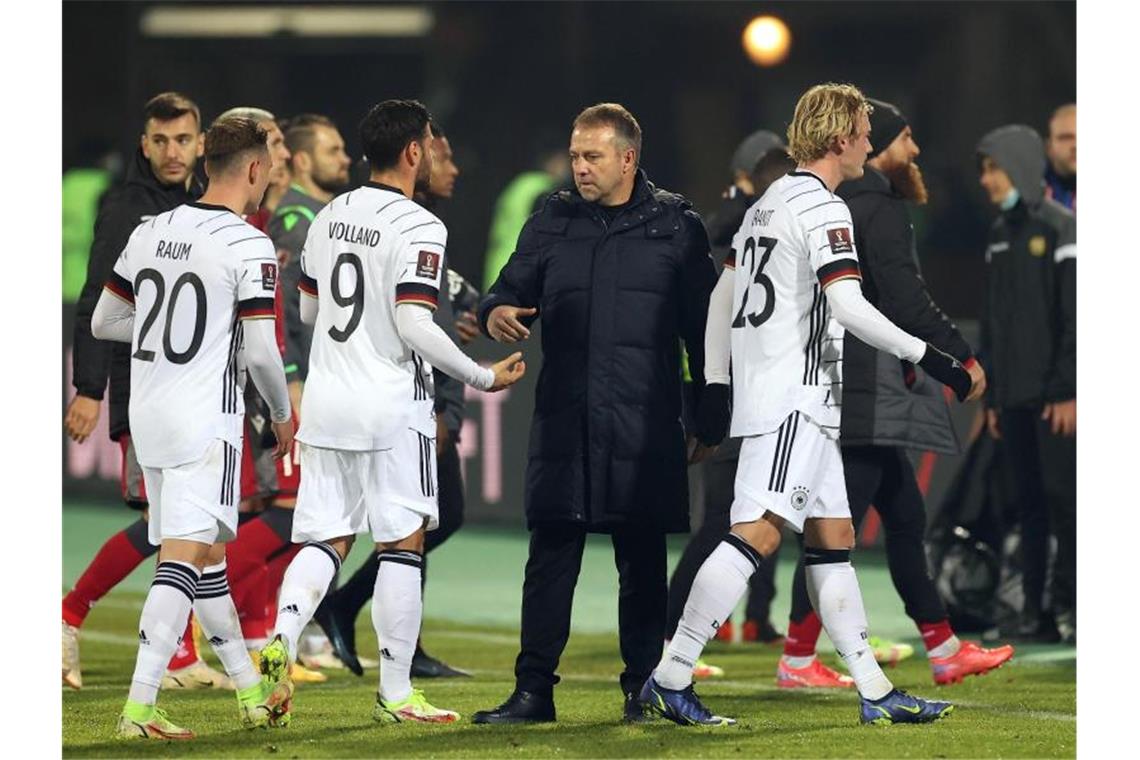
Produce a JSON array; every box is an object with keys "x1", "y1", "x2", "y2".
[{"x1": 328, "y1": 252, "x2": 364, "y2": 342}]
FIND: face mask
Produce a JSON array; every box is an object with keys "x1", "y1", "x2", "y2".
[{"x1": 1000, "y1": 187, "x2": 1020, "y2": 211}]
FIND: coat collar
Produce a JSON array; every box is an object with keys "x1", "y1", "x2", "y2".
[
  {"x1": 565, "y1": 169, "x2": 669, "y2": 224},
  {"x1": 837, "y1": 165, "x2": 894, "y2": 200}
]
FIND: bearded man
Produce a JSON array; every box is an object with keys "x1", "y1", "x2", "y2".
[{"x1": 775, "y1": 98, "x2": 1016, "y2": 689}]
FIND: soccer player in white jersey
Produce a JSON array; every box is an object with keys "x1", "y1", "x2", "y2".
[
  {"x1": 641, "y1": 84, "x2": 978, "y2": 727},
  {"x1": 91, "y1": 117, "x2": 297, "y2": 739},
  {"x1": 257, "y1": 99, "x2": 525, "y2": 725}
]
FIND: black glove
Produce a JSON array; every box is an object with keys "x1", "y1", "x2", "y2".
[
  {"x1": 918, "y1": 344, "x2": 971, "y2": 402},
  {"x1": 695, "y1": 383, "x2": 732, "y2": 446}
]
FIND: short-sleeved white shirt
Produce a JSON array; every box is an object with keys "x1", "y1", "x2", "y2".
[
  {"x1": 108, "y1": 202, "x2": 278, "y2": 468},
  {"x1": 725, "y1": 171, "x2": 863, "y2": 438},
  {"x1": 296, "y1": 182, "x2": 445, "y2": 451}
]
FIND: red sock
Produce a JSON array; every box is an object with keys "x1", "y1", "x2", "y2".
[
  {"x1": 62, "y1": 529, "x2": 148, "y2": 627},
  {"x1": 918, "y1": 619, "x2": 955, "y2": 653},
  {"x1": 782, "y1": 611, "x2": 823, "y2": 658},
  {"x1": 168, "y1": 616, "x2": 200, "y2": 670},
  {"x1": 237, "y1": 564, "x2": 270, "y2": 641}
]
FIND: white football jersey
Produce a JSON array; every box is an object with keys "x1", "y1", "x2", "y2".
[
  {"x1": 726, "y1": 171, "x2": 863, "y2": 438},
  {"x1": 107, "y1": 202, "x2": 279, "y2": 468},
  {"x1": 296, "y1": 182, "x2": 445, "y2": 451}
]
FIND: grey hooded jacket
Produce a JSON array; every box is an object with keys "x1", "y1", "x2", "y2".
[{"x1": 977, "y1": 126, "x2": 1077, "y2": 408}]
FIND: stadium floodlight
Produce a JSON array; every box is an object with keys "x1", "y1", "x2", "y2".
[
  {"x1": 140, "y1": 4, "x2": 434, "y2": 38},
  {"x1": 742, "y1": 15, "x2": 791, "y2": 67}
]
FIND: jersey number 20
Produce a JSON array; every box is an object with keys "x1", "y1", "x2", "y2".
[
  {"x1": 132, "y1": 268, "x2": 206, "y2": 364},
  {"x1": 731, "y1": 235, "x2": 777, "y2": 329}
]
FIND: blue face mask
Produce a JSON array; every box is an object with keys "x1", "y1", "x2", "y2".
[{"x1": 1000, "y1": 188, "x2": 1020, "y2": 211}]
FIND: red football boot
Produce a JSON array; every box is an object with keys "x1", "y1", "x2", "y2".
[
  {"x1": 930, "y1": 641, "x2": 1015, "y2": 685},
  {"x1": 776, "y1": 657, "x2": 855, "y2": 689}
]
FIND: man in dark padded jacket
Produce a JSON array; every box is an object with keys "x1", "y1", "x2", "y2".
[
  {"x1": 472, "y1": 103, "x2": 724, "y2": 725},
  {"x1": 978, "y1": 124, "x2": 1076, "y2": 644}
]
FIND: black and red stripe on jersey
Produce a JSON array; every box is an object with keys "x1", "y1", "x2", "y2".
[
  {"x1": 238, "y1": 297, "x2": 276, "y2": 319},
  {"x1": 815, "y1": 259, "x2": 862, "y2": 288},
  {"x1": 395, "y1": 282, "x2": 439, "y2": 309},
  {"x1": 104, "y1": 272, "x2": 134, "y2": 304},
  {"x1": 298, "y1": 272, "x2": 318, "y2": 297}
]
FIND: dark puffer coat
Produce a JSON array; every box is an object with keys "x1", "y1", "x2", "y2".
[
  {"x1": 478, "y1": 170, "x2": 716, "y2": 533},
  {"x1": 72, "y1": 149, "x2": 203, "y2": 440}
]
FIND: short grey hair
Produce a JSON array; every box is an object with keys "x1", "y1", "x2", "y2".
[{"x1": 214, "y1": 106, "x2": 276, "y2": 126}]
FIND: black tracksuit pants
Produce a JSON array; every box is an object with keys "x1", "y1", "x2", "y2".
[
  {"x1": 999, "y1": 407, "x2": 1077, "y2": 620},
  {"x1": 665, "y1": 456, "x2": 779, "y2": 637},
  {"x1": 788, "y1": 445, "x2": 948, "y2": 626},
  {"x1": 514, "y1": 521, "x2": 667, "y2": 698}
]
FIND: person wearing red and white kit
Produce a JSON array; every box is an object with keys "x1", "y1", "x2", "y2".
[
  {"x1": 63, "y1": 92, "x2": 228, "y2": 691},
  {"x1": 776, "y1": 98, "x2": 1013, "y2": 689}
]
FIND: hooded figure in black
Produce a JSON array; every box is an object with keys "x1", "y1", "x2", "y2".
[
  {"x1": 977, "y1": 124, "x2": 1076, "y2": 643},
  {"x1": 472, "y1": 104, "x2": 723, "y2": 724}
]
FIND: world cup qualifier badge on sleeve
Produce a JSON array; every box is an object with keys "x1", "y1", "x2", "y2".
[
  {"x1": 261, "y1": 262, "x2": 278, "y2": 291},
  {"x1": 416, "y1": 250, "x2": 441, "y2": 279},
  {"x1": 826, "y1": 227, "x2": 854, "y2": 255}
]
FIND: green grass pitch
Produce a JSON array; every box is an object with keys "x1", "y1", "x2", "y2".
[{"x1": 62, "y1": 504, "x2": 1075, "y2": 758}]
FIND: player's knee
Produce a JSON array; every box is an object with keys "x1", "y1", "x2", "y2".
[
  {"x1": 319, "y1": 535, "x2": 354, "y2": 561},
  {"x1": 377, "y1": 526, "x2": 425, "y2": 554},
  {"x1": 730, "y1": 515, "x2": 782, "y2": 557},
  {"x1": 803, "y1": 517, "x2": 854, "y2": 550},
  {"x1": 204, "y1": 542, "x2": 227, "y2": 567}
]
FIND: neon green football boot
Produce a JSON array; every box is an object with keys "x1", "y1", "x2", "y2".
[
  {"x1": 373, "y1": 688, "x2": 460, "y2": 724},
  {"x1": 115, "y1": 700, "x2": 194, "y2": 740}
]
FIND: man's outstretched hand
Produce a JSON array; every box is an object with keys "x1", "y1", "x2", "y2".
[
  {"x1": 489, "y1": 352, "x2": 527, "y2": 391},
  {"x1": 487, "y1": 305, "x2": 537, "y2": 343}
]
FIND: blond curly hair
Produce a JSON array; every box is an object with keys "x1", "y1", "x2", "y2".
[{"x1": 787, "y1": 83, "x2": 873, "y2": 164}]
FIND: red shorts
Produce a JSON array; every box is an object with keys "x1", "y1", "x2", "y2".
[{"x1": 118, "y1": 435, "x2": 148, "y2": 510}]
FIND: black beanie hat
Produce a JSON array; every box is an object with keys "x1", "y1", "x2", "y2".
[{"x1": 867, "y1": 98, "x2": 908, "y2": 159}]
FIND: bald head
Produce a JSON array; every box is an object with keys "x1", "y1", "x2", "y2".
[{"x1": 1047, "y1": 103, "x2": 1076, "y2": 177}]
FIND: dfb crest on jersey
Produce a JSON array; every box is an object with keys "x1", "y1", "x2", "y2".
[
  {"x1": 827, "y1": 227, "x2": 854, "y2": 255},
  {"x1": 261, "y1": 262, "x2": 278, "y2": 291},
  {"x1": 790, "y1": 487, "x2": 810, "y2": 511},
  {"x1": 416, "y1": 250, "x2": 441, "y2": 279}
]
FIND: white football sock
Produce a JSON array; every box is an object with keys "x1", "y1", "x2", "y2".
[
  {"x1": 373, "y1": 550, "x2": 423, "y2": 703},
  {"x1": 273, "y1": 543, "x2": 341, "y2": 662},
  {"x1": 804, "y1": 551, "x2": 892, "y2": 701},
  {"x1": 194, "y1": 561, "x2": 259, "y2": 691},
  {"x1": 781, "y1": 654, "x2": 817, "y2": 669},
  {"x1": 655, "y1": 536, "x2": 761, "y2": 690},
  {"x1": 927, "y1": 635, "x2": 961, "y2": 659},
  {"x1": 128, "y1": 561, "x2": 200, "y2": 705}
]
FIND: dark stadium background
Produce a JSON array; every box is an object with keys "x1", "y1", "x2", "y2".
[{"x1": 61, "y1": 0, "x2": 1076, "y2": 530}]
